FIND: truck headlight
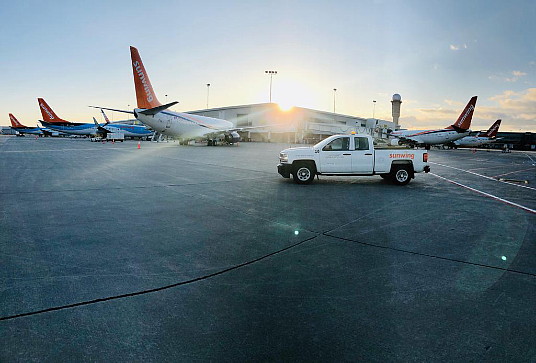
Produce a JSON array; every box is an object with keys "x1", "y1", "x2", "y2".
[{"x1": 279, "y1": 152, "x2": 288, "y2": 163}]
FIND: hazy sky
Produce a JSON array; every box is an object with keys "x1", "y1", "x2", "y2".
[{"x1": 1, "y1": 0, "x2": 535, "y2": 131}]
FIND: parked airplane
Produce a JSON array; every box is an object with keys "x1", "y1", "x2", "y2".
[
  {"x1": 9, "y1": 113, "x2": 44, "y2": 136},
  {"x1": 38, "y1": 98, "x2": 153, "y2": 139},
  {"x1": 9, "y1": 113, "x2": 61, "y2": 136},
  {"x1": 389, "y1": 96, "x2": 478, "y2": 150},
  {"x1": 452, "y1": 119, "x2": 501, "y2": 148},
  {"x1": 94, "y1": 46, "x2": 256, "y2": 145}
]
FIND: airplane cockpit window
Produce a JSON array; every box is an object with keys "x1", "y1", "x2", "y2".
[{"x1": 322, "y1": 137, "x2": 349, "y2": 151}]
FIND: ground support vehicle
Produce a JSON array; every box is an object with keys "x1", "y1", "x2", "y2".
[{"x1": 277, "y1": 134, "x2": 430, "y2": 185}]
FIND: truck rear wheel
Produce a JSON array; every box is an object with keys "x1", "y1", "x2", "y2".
[
  {"x1": 391, "y1": 166, "x2": 412, "y2": 186},
  {"x1": 292, "y1": 162, "x2": 315, "y2": 184}
]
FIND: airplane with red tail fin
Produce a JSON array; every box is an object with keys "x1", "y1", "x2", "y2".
[
  {"x1": 8, "y1": 113, "x2": 60, "y2": 136},
  {"x1": 93, "y1": 46, "x2": 268, "y2": 145},
  {"x1": 453, "y1": 119, "x2": 502, "y2": 147},
  {"x1": 38, "y1": 98, "x2": 153, "y2": 139},
  {"x1": 389, "y1": 96, "x2": 478, "y2": 150}
]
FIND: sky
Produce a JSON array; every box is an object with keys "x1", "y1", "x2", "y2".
[{"x1": 0, "y1": 0, "x2": 535, "y2": 132}]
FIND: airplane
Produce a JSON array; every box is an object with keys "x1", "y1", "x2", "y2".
[
  {"x1": 8, "y1": 113, "x2": 61, "y2": 136},
  {"x1": 451, "y1": 119, "x2": 502, "y2": 148},
  {"x1": 93, "y1": 46, "x2": 256, "y2": 145},
  {"x1": 95, "y1": 109, "x2": 154, "y2": 140},
  {"x1": 389, "y1": 96, "x2": 478, "y2": 150},
  {"x1": 9, "y1": 113, "x2": 44, "y2": 136},
  {"x1": 38, "y1": 98, "x2": 153, "y2": 139}
]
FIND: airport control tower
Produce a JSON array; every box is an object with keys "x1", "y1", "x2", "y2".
[{"x1": 391, "y1": 93, "x2": 402, "y2": 128}]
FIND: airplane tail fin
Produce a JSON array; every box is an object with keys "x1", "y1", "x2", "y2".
[
  {"x1": 38, "y1": 98, "x2": 69, "y2": 123},
  {"x1": 101, "y1": 109, "x2": 111, "y2": 125},
  {"x1": 480, "y1": 119, "x2": 501, "y2": 138},
  {"x1": 449, "y1": 96, "x2": 477, "y2": 132},
  {"x1": 9, "y1": 113, "x2": 24, "y2": 127},
  {"x1": 130, "y1": 46, "x2": 162, "y2": 109}
]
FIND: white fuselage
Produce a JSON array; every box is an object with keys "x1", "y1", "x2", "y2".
[
  {"x1": 391, "y1": 128, "x2": 470, "y2": 145},
  {"x1": 454, "y1": 136, "x2": 496, "y2": 147},
  {"x1": 134, "y1": 109, "x2": 234, "y2": 139}
]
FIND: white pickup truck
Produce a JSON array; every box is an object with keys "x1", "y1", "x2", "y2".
[{"x1": 277, "y1": 134, "x2": 430, "y2": 185}]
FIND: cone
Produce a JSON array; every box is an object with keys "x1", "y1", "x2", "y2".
[{"x1": 137, "y1": 141, "x2": 141, "y2": 149}]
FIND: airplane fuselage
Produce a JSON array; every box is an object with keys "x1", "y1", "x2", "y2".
[
  {"x1": 454, "y1": 136, "x2": 496, "y2": 147},
  {"x1": 12, "y1": 127, "x2": 43, "y2": 135},
  {"x1": 391, "y1": 128, "x2": 470, "y2": 145},
  {"x1": 41, "y1": 121, "x2": 152, "y2": 137},
  {"x1": 134, "y1": 109, "x2": 234, "y2": 140},
  {"x1": 102, "y1": 124, "x2": 153, "y2": 138}
]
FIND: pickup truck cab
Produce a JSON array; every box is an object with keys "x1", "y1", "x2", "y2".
[{"x1": 277, "y1": 134, "x2": 430, "y2": 185}]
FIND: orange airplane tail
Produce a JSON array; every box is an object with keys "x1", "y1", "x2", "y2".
[
  {"x1": 130, "y1": 46, "x2": 162, "y2": 109},
  {"x1": 9, "y1": 113, "x2": 24, "y2": 127},
  {"x1": 480, "y1": 119, "x2": 501, "y2": 138},
  {"x1": 37, "y1": 98, "x2": 69, "y2": 123},
  {"x1": 449, "y1": 96, "x2": 477, "y2": 132}
]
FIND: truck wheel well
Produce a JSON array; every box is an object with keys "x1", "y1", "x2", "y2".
[
  {"x1": 292, "y1": 160, "x2": 317, "y2": 172},
  {"x1": 391, "y1": 160, "x2": 413, "y2": 169},
  {"x1": 390, "y1": 161, "x2": 414, "y2": 178}
]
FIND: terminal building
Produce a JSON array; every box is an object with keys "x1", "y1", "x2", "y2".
[{"x1": 188, "y1": 94, "x2": 402, "y2": 144}]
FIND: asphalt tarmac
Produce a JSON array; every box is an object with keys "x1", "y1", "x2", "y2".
[{"x1": 1, "y1": 136, "x2": 535, "y2": 361}]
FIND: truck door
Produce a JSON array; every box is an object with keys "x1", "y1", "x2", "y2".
[
  {"x1": 351, "y1": 136, "x2": 374, "y2": 174},
  {"x1": 319, "y1": 136, "x2": 352, "y2": 173}
]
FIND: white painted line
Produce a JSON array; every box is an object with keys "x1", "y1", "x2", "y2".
[
  {"x1": 429, "y1": 173, "x2": 536, "y2": 214},
  {"x1": 523, "y1": 153, "x2": 536, "y2": 164},
  {"x1": 493, "y1": 167, "x2": 535, "y2": 178},
  {"x1": 430, "y1": 161, "x2": 536, "y2": 191}
]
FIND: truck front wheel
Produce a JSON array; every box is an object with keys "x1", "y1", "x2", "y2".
[
  {"x1": 292, "y1": 162, "x2": 316, "y2": 184},
  {"x1": 391, "y1": 166, "x2": 412, "y2": 186}
]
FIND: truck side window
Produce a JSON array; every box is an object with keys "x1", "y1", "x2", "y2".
[
  {"x1": 323, "y1": 137, "x2": 349, "y2": 151},
  {"x1": 354, "y1": 137, "x2": 369, "y2": 150}
]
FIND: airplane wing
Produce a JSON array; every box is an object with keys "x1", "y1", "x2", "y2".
[{"x1": 89, "y1": 106, "x2": 135, "y2": 115}]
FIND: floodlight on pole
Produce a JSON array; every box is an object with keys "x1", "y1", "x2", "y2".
[
  {"x1": 373, "y1": 100, "x2": 377, "y2": 119},
  {"x1": 265, "y1": 70, "x2": 277, "y2": 103},
  {"x1": 206, "y1": 84, "x2": 210, "y2": 109},
  {"x1": 333, "y1": 88, "x2": 337, "y2": 113}
]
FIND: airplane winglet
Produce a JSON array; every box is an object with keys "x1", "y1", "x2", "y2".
[
  {"x1": 92, "y1": 117, "x2": 108, "y2": 135},
  {"x1": 101, "y1": 109, "x2": 110, "y2": 125},
  {"x1": 139, "y1": 101, "x2": 179, "y2": 116}
]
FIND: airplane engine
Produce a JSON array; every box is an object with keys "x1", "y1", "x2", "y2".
[{"x1": 225, "y1": 131, "x2": 241, "y2": 144}]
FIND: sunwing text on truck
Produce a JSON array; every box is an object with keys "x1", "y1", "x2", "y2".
[{"x1": 277, "y1": 134, "x2": 430, "y2": 185}]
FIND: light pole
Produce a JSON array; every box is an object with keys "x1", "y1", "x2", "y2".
[
  {"x1": 372, "y1": 100, "x2": 376, "y2": 119},
  {"x1": 265, "y1": 70, "x2": 277, "y2": 103},
  {"x1": 333, "y1": 88, "x2": 337, "y2": 113},
  {"x1": 206, "y1": 84, "x2": 210, "y2": 109}
]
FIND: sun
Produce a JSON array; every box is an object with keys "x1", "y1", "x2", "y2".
[
  {"x1": 277, "y1": 101, "x2": 294, "y2": 112},
  {"x1": 273, "y1": 77, "x2": 316, "y2": 111}
]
